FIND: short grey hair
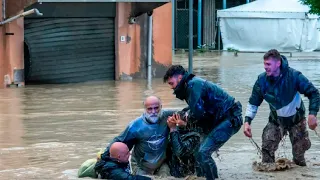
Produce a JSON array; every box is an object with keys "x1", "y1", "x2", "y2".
[{"x1": 142, "y1": 96, "x2": 162, "y2": 108}]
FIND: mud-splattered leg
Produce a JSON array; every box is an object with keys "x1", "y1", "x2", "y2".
[
  {"x1": 289, "y1": 120, "x2": 311, "y2": 166},
  {"x1": 261, "y1": 122, "x2": 282, "y2": 163},
  {"x1": 196, "y1": 118, "x2": 241, "y2": 180}
]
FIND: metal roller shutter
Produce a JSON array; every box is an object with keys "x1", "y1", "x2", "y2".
[{"x1": 24, "y1": 17, "x2": 115, "y2": 83}]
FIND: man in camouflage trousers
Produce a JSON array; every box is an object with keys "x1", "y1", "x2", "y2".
[{"x1": 244, "y1": 49, "x2": 320, "y2": 166}]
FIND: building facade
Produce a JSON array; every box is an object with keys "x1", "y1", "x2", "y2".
[{"x1": 0, "y1": 0, "x2": 172, "y2": 87}]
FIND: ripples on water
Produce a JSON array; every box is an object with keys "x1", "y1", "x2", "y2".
[{"x1": 1, "y1": 52, "x2": 320, "y2": 179}]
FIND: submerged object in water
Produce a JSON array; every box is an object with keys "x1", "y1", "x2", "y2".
[
  {"x1": 78, "y1": 158, "x2": 98, "y2": 178},
  {"x1": 78, "y1": 149, "x2": 105, "y2": 178}
]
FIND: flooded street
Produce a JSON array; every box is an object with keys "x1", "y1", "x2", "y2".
[{"x1": 1, "y1": 52, "x2": 320, "y2": 179}]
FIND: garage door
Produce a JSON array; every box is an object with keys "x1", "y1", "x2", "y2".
[{"x1": 24, "y1": 18, "x2": 115, "y2": 83}]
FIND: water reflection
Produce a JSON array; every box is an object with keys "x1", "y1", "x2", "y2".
[
  {"x1": 0, "y1": 89, "x2": 25, "y2": 148},
  {"x1": 0, "y1": 89, "x2": 28, "y2": 173}
]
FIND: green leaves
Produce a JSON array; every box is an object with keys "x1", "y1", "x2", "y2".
[{"x1": 300, "y1": 0, "x2": 320, "y2": 15}]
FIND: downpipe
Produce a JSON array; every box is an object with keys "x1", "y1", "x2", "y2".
[
  {"x1": 147, "y1": 11, "x2": 153, "y2": 84},
  {"x1": 0, "y1": 8, "x2": 43, "y2": 25}
]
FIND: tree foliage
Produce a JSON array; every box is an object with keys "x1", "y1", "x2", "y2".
[{"x1": 300, "y1": 0, "x2": 320, "y2": 15}]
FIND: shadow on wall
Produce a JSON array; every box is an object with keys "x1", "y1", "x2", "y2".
[
  {"x1": 131, "y1": 15, "x2": 170, "y2": 79},
  {"x1": 6, "y1": 0, "x2": 37, "y2": 17},
  {"x1": 24, "y1": 41, "x2": 30, "y2": 84}
]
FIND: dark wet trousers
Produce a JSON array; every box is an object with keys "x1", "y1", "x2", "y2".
[
  {"x1": 261, "y1": 120, "x2": 311, "y2": 164},
  {"x1": 195, "y1": 112, "x2": 242, "y2": 180}
]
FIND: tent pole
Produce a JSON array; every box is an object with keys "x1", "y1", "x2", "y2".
[
  {"x1": 219, "y1": 0, "x2": 226, "y2": 51},
  {"x1": 197, "y1": 0, "x2": 202, "y2": 47},
  {"x1": 189, "y1": 0, "x2": 193, "y2": 73},
  {"x1": 217, "y1": 18, "x2": 220, "y2": 50}
]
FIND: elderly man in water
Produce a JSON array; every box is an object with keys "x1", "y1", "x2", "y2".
[{"x1": 95, "y1": 96, "x2": 175, "y2": 177}]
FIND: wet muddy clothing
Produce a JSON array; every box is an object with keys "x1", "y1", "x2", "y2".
[
  {"x1": 166, "y1": 129, "x2": 201, "y2": 178},
  {"x1": 95, "y1": 156, "x2": 151, "y2": 180},
  {"x1": 245, "y1": 55, "x2": 319, "y2": 128},
  {"x1": 98, "y1": 110, "x2": 175, "y2": 174},
  {"x1": 173, "y1": 73, "x2": 243, "y2": 179},
  {"x1": 245, "y1": 55, "x2": 319, "y2": 165},
  {"x1": 130, "y1": 157, "x2": 170, "y2": 177},
  {"x1": 262, "y1": 120, "x2": 311, "y2": 165},
  {"x1": 174, "y1": 73, "x2": 239, "y2": 134},
  {"x1": 196, "y1": 111, "x2": 242, "y2": 179}
]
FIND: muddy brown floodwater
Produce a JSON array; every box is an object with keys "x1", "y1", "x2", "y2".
[{"x1": 1, "y1": 52, "x2": 320, "y2": 180}]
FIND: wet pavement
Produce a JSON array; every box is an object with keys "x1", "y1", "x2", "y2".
[{"x1": 1, "y1": 52, "x2": 320, "y2": 179}]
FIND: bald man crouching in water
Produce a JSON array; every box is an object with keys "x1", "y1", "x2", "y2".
[
  {"x1": 95, "y1": 142, "x2": 151, "y2": 179},
  {"x1": 95, "y1": 96, "x2": 175, "y2": 178}
]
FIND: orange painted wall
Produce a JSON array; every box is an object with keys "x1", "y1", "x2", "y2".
[
  {"x1": 0, "y1": 0, "x2": 26, "y2": 88},
  {"x1": 0, "y1": 31, "x2": 4, "y2": 87},
  {"x1": 116, "y1": 2, "x2": 142, "y2": 80},
  {"x1": 0, "y1": 18, "x2": 24, "y2": 88},
  {"x1": 153, "y1": 3, "x2": 172, "y2": 66},
  {"x1": 5, "y1": 17, "x2": 24, "y2": 83},
  {"x1": 115, "y1": 2, "x2": 172, "y2": 80},
  {"x1": 0, "y1": 0, "x2": 8, "y2": 88},
  {"x1": 6, "y1": 0, "x2": 37, "y2": 18}
]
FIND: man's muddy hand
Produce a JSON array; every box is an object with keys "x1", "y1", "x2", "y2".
[
  {"x1": 244, "y1": 122, "x2": 252, "y2": 138},
  {"x1": 308, "y1": 114, "x2": 318, "y2": 130}
]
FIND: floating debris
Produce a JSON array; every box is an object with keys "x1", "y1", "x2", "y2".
[
  {"x1": 252, "y1": 158, "x2": 297, "y2": 172},
  {"x1": 312, "y1": 163, "x2": 320, "y2": 166},
  {"x1": 301, "y1": 173, "x2": 317, "y2": 178}
]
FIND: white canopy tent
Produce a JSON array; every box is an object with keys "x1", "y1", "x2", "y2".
[{"x1": 217, "y1": 0, "x2": 320, "y2": 52}]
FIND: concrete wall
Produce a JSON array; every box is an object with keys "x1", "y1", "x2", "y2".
[
  {"x1": 0, "y1": 1, "x2": 5, "y2": 87},
  {"x1": 116, "y1": 2, "x2": 141, "y2": 80},
  {"x1": 116, "y1": 2, "x2": 172, "y2": 80},
  {"x1": 0, "y1": 0, "x2": 29, "y2": 88},
  {"x1": 6, "y1": 0, "x2": 37, "y2": 18},
  {"x1": 153, "y1": 3, "x2": 172, "y2": 67},
  {"x1": 6, "y1": 17, "x2": 25, "y2": 85}
]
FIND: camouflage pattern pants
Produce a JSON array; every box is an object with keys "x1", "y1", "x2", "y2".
[{"x1": 261, "y1": 120, "x2": 311, "y2": 164}]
